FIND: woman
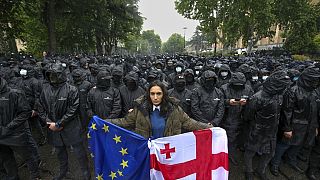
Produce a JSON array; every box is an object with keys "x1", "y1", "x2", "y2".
[{"x1": 107, "y1": 80, "x2": 211, "y2": 139}]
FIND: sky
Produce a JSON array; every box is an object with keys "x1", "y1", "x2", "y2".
[{"x1": 138, "y1": 0, "x2": 199, "y2": 42}]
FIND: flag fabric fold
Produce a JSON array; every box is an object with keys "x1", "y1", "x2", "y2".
[
  {"x1": 88, "y1": 116, "x2": 229, "y2": 180},
  {"x1": 88, "y1": 116, "x2": 150, "y2": 180}
]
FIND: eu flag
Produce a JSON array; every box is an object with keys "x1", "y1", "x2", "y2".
[{"x1": 88, "y1": 116, "x2": 150, "y2": 180}]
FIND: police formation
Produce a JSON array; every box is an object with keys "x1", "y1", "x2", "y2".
[{"x1": 0, "y1": 51, "x2": 320, "y2": 180}]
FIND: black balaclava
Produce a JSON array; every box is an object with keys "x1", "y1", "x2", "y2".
[
  {"x1": 298, "y1": 66, "x2": 320, "y2": 91},
  {"x1": 263, "y1": 71, "x2": 291, "y2": 95},
  {"x1": 230, "y1": 72, "x2": 246, "y2": 90},
  {"x1": 174, "y1": 75, "x2": 186, "y2": 92},
  {"x1": 112, "y1": 66, "x2": 123, "y2": 85},
  {"x1": 89, "y1": 64, "x2": 99, "y2": 76},
  {"x1": 72, "y1": 69, "x2": 85, "y2": 85},
  {"x1": 184, "y1": 69, "x2": 195, "y2": 84},
  {"x1": 97, "y1": 71, "x2": 112, "y2": 90},
  {"x1": 125, "y1": 72, "x2": 139, "y2": 91},
  {"x1": 48, "y1": 63, "x2": 67, "y2": 86},
  {"x1": 201, "y1": 70, "x2": 217, "y2": 92}
]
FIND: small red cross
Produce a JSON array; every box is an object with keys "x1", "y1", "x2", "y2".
[{"x1": 160, "y1": 143, "x2": 175, "y2": 159}]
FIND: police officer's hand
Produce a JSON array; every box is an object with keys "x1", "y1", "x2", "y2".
[
  {"x1": 239, "y1": 99, "x2": 247, "y2": 106},
  {"x1": 47, "y1": 122, "x2": 63, "y2": 132},
  {"x1": 284, "y1": 131, "x2": 293, "y2": 139},
  {"x1": 229, "y1": 99, "x2": 239, "y2": 106},
  {"x1": 31, "y1": 110, "x2": 38, "y2": 117}
]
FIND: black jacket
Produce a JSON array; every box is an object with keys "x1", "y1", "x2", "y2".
[
  {"x1": 220, "y1": 72, "x2": 254, "y2": 141},
  {"x1": 73, "y1": 80, "x2": 93, "y2": 130},
  {"x1": 279, "y1": 67, "x2": 320, "y2": 146},
  {"x1": 87, "y1": 86, "x2": 122, "y2": 119},
  {"x1": 38, "y1": 82, "x2": 82, "y2": 146},
  {"x1": 119, "y1": 85, "x2": 145, "y2": 117},
  {"x1": 168, "y1": 88, "x2": 193, "y2": 117},
  {"x1": 0, "y1": 78, "x2": 33, "y2": 146},
  {"x1": 191, "y1": 86, "x2": 224, "y2": 126}
]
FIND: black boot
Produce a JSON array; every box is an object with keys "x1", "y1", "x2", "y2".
[
  {"x1": 245, "y1": 172, "x2": 254, "y2": 180},
  {"x1": 53, "y1": 171, "x2": 73, "y2": 180},
  {"x1": 306, "y1": 169, "x2": 317, "y2": 180},
  {"x1": 270, "y1": 164, "x2": 279, "y2": 176},
  {"x1": 255, "y1": 170, "x2": 269, "y2": 180}
]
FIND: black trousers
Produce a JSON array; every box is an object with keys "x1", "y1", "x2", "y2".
[
  {"x1": 244, "y1": 149, "x2": 274, "y2": 173},
  {"x1": 308, "y1": 136, "x2": 320, "y2": 172},
  {"x1": 0, "y1": 144, "x2": 40, "y2": 180},
  {"x1": 55, "y1": 142, "x2": 90, "y2": 179}
]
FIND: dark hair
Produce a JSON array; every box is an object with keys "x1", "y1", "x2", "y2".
[{"x1": 146, "y1": 80, "x2": 171, "y2": 117}]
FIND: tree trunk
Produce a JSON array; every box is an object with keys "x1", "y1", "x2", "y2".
[
  {"x1": 47, "y1": 0, "x2": 57, "y2": 54},
  {"x1": 95, "y1": 32, "x2": 103, "y2": 55}
]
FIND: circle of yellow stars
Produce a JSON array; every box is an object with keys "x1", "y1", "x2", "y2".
[{"x1": 89, "y1": 122, "x2": 130, "y2": 180}]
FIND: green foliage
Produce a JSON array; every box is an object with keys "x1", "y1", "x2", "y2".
[
  {"x1": 279, "y1": 0, "x2": 319, "y2": 54},
  {"x1": 314, "y1": 34, "x2": 320, "y2": 51},
  {"x1": 123, "y1": 30, "x2": 162, "y2": 55},
  {"x1": 292, "y1": 54, "x2": 311, "y2": 61},
  {"x1": 162, "y1": 33, "x2": 185, "y2": 54},
  {"x1": 175, "y1": 0, "x2": 320, "y2": 55},
  {"x1": 0, "y1": 0, "x2": 143, "y2": 55}
]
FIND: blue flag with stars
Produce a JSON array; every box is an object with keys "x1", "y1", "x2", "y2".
[{"x1": 88, "y1": 116, "x2": 150, "y2": 180}]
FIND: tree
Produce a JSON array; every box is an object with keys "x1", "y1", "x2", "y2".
[
  {"x1": 274, "y1": 0, "x2": 319, "y2": 54},
  {"x1": 162, "y1": 33, "x2": 184, "y2": 54},
  {"x1": 141, "y1": 30, "x2": 162, "y2": 54},
  {"x1": 0, "y1": 0, "x2": 143, "y2": 55},
  {"x1": 175, "y1": 0, "x2": 277, "y2": 54}
]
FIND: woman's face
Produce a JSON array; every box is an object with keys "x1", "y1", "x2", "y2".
[{"x1": 150, "y1": 85, "x2": 163, "y2": 106}]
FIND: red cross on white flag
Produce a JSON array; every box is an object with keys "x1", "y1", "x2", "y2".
[{"x1": 150, "y1": 127, "x2": 229, "y2": 180}]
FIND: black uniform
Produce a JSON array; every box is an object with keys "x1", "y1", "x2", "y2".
[
  {"x1": 271, "y1": 66, "x2": 320, "y2": 175},
  {"x1": 87, "y1": 71, "x2": 122, "y2": 119},
  {"x1": 244, "y1": 71, "x2": 290, "y2": 180},
  {"x1": 220, "y1": 72, "x2": 253, "y2": 164},
  {"x1": 190, "y1": 70, "x2": 224, "y2": 126},
  {"x1": 119, "y1": 71, "x2": 145, "y2": 117},
  {"x1": 0, "y1": 77, "x2": 40, "y2": 179},
  {"x1": 38, "y1": 63, "x2": 90, "y2": 180}
]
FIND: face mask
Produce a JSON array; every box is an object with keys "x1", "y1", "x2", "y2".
[
  {"x1": 49, "y1": 73, "x2": 59, "y2": 84},
  {"x1": 113, "y1": 75, "x2": 122, "y2": 84},
  {"x1": 20, "y1": 69, "x2": 27, "y2": 76},
  {"x1": 175, "y1": 82, "x2": 186, "y2": 92},
  {"x1": 199, "y1": 66, "x2": 203, "y2": 69},
  {"x1": 293, "y1": 76, "x2": 299, "y2": 81},
  {"x1": 126, "y1": 80, "x2": 137, "y2": 91},
  {"x1": 73, "y1": 76, "x2": 83, "y2": 83},
  {"x1": 262, "y1": 76, "x2": 269, "y2": 81},
  {"x1": 204, "y1": 79, "x2": 215, "y2": 90},
  {"x1": 195, "y1": 71, "x2": 200, "y2": 75},
  {"x1": 252, "y1": 76, "x2": 258, "y2": 81},
  {"x1": 185, "y1": 75, "x2": 194, "y2": 83},
  {"x1": 220, "y1": 71, "x2": 228, "y2": 77},
  {"x1": 97, "y1": 78, "x2": 111, "y2": 88},
  {"x1": 176, "y1": 67, "x2": 182, "y2": 73}
]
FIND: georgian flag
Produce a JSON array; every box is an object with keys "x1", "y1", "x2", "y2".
[{"x1": 149, "y1": 128, "x2": 229, "y2": 180}]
